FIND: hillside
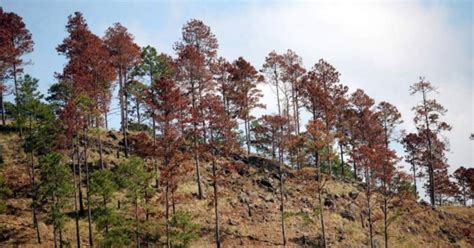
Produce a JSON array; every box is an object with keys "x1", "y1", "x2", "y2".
[{"x1": 0, "y1": 129, "x2": 473, "y2": 247}]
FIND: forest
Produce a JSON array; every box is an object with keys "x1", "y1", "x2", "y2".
[{"x1": 0, "y1": 7, "x2": 473, "y2": 248}]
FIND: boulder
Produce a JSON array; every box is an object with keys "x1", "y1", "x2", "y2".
[
  {"x1": 239, "y1": 193, "x2": 249, "y2": 204},
  {"x1": 324, "y1": 197, "x2": 336, "y2": 209},
  {"x1": 228, "y1": 219, "x2": 239, "y2": 226},
  {"x1": 340, "y1": 210, "x2": 356, "y2": 221},
  {"x1": 348, "y1": 191, "x2": 359, "y2": 200},
  {"x1": 258, "y1": 177, "x2": 274, "y2": 191},
  {"x1": 262, "y1": 194, "x2": 275, "y2": 203}
]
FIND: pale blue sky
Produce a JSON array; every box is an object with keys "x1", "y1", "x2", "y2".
[{"x1": 1, "y1": 1, "x2": 472, "y2": 198}]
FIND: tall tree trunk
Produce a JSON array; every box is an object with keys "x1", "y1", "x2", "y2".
[
  {"x1": 135, "y1": 196, "x2": 140, "y2": 248},
  {"x1": 78, "y1": 149, "x2": 85, "y2": 215},
  {"x1": 353, "y1": 160, "x2": 357, "y2": 180},
  {"x1": 165, "y1": 183, "x2": 171, "y2": 248},
  {"x1": 275, "y1": 70, "x2": 281, "y2": 117},
  {"x1": 31, "y1": 152, "x2": 41, "y2": 244},
  {"x1": 366, "y1": 169, "x2": 374, "y2": 248},
  {"x1": 28, "y1": 116, "x2": 41, "y2": 244},
  {"x1": 193, "y1": 136, "x2": 203, "y2": 199},
  {"x1": 104, "y1": 110, "x2": 108, "y2": 130},
  {"x1": 412, "y1": 163, "x2": 417, "y2": 197},
  {"x1": 103, "y1": 196, "x2": 109, "y2": 233},
  {"x1": 339, "y1": 143, "x2": 345, "y2": 177},
  {"x1": 316, "y1": 153, "x2": 327, "y2": 248},
  {"x1": 124, "y1": 72, "x2": 130, "y2": 156},
  {"x1": 96, "y1": 118, "x2": 104, "y2": 170},
  {"x1": 150, "y1": 73, "x2": 156, "y2": 144},
  {"x1": 382, "y1": 127, "x2": 390, "y2": 248},
  {"x1": 384, "y1": 195, "x2": 388, "y2": 248},
  {"x1": 84, "y1": 134, "x2": 93, "y2": 247},
  {"x1": 245, "y1": 118, "x2": 250, "y2": 154},
  {"x1": 295, "y1": 94, "x2": 300, "y2": 135},
  {"x1": 172, "y1": 190, "x2": 176, "y2": 215},
  {"x1": 13, "y1": 63, "x2": 23, "y2": 137},
  {"x1": 59, "y1": 225, "x2": 64, "y2": 248},
  {"x1": 212, "y1": 158, "x2": 221, "y2": 248},
  {"x1": 428, "y1": 162, "x2": 435, "y2": 206},
  {"x1": 279, "y1": 161, "x2": 286, "y2": 246},
  {"x1": 53, "y1": 224, "x2": 58, "y2": 248},
  {"x1": 421, "y1": 88, "x2": 435, "y2": 206},
  {"x1": 291, "y1": 85, "x2": 297, "y2": 135},
  {"x1": 154, "y1": 158, "x2": 159, "y2": 188},
  {"x1": 119, "y1": 67, "x2": 129, "y2": 157},
  {"x1": 145, "y1": 190, "x2": 149, "y2": 221},
  {"x1": 72, "y1": 145, "x2": 81, "y2": 248},
  {"x1": 0, "y1": 90, "x2": 5, "y2": 125},
  {"x1": 52, "y1": 195, "x2": 59, "y2": 247},
  {"x1": 191, "y1": 82, "x2": 203, "y2": 199}
]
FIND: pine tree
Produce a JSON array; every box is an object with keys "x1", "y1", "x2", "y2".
[
  {"x1": 134, "y1": 46, "x2": 175, "y2": 142},
  {"x1": 349, "y1": 89, "x2": 384, "y2": 248},
  {"x1": 229, "y1": 57, "x2": 265, "y2": 154},
  {"x1": 146, "y1": 75, "x2": 188, "y2": 246},
  {"x1": 104, "y1": 22, "x2": 141, "y2": 157},
  {"x1": 306, "y1": 119, "x2": 334, "y2": 248},
  {"x1": 90, "y1": 169, "x2": 118, "y2": 237},
  {"x1": 453, "y1": 167, "x2": 474, "y2": 206},
  {"x1": 17, "y1": 74, "x2": 57, "y2": 244},
  {"x1": 401, "y1": 132, "x2": 424, "y2": 197},
  {"x1": 376, "y1": 101, "x2": 402, "y2": 248},
  {"x1": 116, "y1": 156, "x2": 153, "y2": 247},
  {"x1": 56, "y1": 12, "x2": 116, "y2": 246},
  {"x1": 36, "y1": 152, "x2": 73, "y2": 247},
  {"x1": 176, "y1": 45, "x2": 207, "y2": 199},
  {"x1": 300, "y1": 59, "x2": 340, "y2": 176},
  {"x1": 0, "y1": 7, "x2": 34, "y2": 135},
  {"x1": 202, "y1": 94, "x2": 239, "y2": 248},
  {"x1": 410, "y1": 77, "x2": 451, "y2": 206}
]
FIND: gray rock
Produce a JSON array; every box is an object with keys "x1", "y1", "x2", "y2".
[
  {"x1": 262, "y1": 194, "x2": 274, "y2": 203},
  {"x1": 228, "y1": 219, "x2": 239, "y2": 226},
  {"x1": 258, "y1": 177, "x2": 274, "y2": 190},
  {"x1": 348, "y1": 191, "x2": 359, "y2": 200},
  {"x1": 340, "y1": 210, "x2": 356, "y2": 221},
  {"x1": 324, "y1": 197, "x2": 336, "y2": 208},
  {"x1": 239, "y1": 193, "x2": 249, "y2": 204}
]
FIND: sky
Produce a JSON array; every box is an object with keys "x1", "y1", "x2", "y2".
[{"x1": 1, "y1": 0, "x2": 472, "y2": 196}]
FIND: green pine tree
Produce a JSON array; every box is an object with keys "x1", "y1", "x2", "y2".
[{"x1": 36, "y1": 152, "x2": 73, "y2": 247}]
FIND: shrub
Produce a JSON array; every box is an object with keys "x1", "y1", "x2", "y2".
[{"x1": 169, "y1": 210, "x2": 199, "y2": 248}]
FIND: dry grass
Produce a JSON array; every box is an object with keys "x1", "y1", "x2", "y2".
[{"x1": 0, "y1": 131, "x2": 473, "y2": 247}]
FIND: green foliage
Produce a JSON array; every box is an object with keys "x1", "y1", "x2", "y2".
[
  {"x1": 133, "y1": 45, "x2": 175, "y2": 80},
  {"x1": 91, "y1": 169, "x2": 117, "y2": 203},
  {"x1": 91, "y1": 169, "x2": 120, "y2": 233},
  {"x1": 141, "y1": 220, "x2": 163, "y2": 244},
  {"x1": 116, "y1": 156, "x2": 152, "y2": 198},
  {"x1": 1, "y1": 101, "x2": 15, "y2": 119},
  {"x1": 100, "y1": 222, "x2": 133, "y2": 247},
  {"x1": 16, "y1": 75, "x2": 43, "y2": 119},
  {"x1": 330, "y1": 157, "x2": 354, "y2": 179},
  {"x1": 115, "y1": 156, "x2": 154, "y2": 245},
  {"x1": 36, "y1": 152, "x2": 73, "y2": 231},
  {"x1": 128, "y1": 121, "x2": 150, "y2": 132},
  {"x1": 169, "y1": 210, "x2": 199, "y2": 248},
  {"x1": 46, "y1": 82, "x2": 72, "y2": 111},
  {"x1": 16, "y1": 74, "x2": 57, "y2": 155}
]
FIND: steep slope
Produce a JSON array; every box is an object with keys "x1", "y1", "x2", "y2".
[{"x1": 0, "y1": 130, "x2": 472, "y2": 247}]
